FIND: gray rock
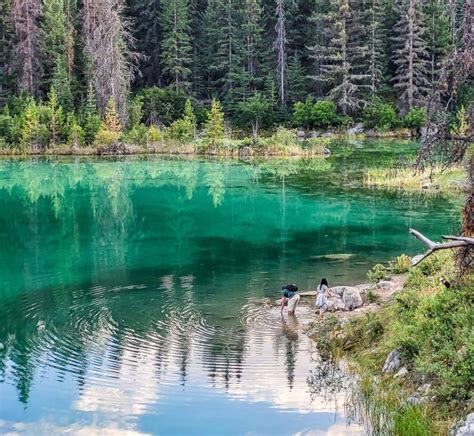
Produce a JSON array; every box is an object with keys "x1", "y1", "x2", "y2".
[
  {"x1": 377, "y1": 280, "x2": 394, "y2": 291},
  {"x1": 323, "y1": 148, "x2": 331, "y2": 156},
  {"x1": 321, "y1": 132, "x2": 334, "y2": 138},
  {"x1": 417, "y1": 383, "x2": 432, "y2": 395},
  {"x1": 331, "y1": 286, "x2": 347, "y2": 298},
  {"x1": 297, "y1": 130, "x2": 306, "y2": 138},
  {"x1": 406, "y1": 395, "x2": 424, "y2": 406},
  {"x1": 382, "y1": 348, "x2": 403, "y2": 373},
  {"x1": 342, "y1": 287, "x2": 363, "y2": 310},
  {"x1": 394, "y1": 367, "x2": 408, "y2": 378},
  {"x1": 239, "y1": 146, "x2": 253, "y2": 156},
  {"x1": 346, "y1": 123, "x2": 365, "y2": 135},
  {"x1": 450, "y1": 413, "x2": 474, "y2": 436},
  {"x1": 326, "y1": 296, "x2": 346, "y2": 312},
  {"x1": 355, "y1": 283, "x2": 372, "y2": 294}
]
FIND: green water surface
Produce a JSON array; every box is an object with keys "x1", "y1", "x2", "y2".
[{"x1": 0, "y1": 140, "x2": 462, "y2": 435}]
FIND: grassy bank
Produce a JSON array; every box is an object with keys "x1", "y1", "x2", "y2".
[
  {"x1": 308, "y1": 251, "x2": 473, "y2": 434},
  {"x1": 365, "y1": 165, "x2": 468, "y2": 193}
]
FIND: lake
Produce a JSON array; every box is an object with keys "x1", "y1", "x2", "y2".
[{"x1": 0, "y1": 141, "x2": 462, "y2": 435}]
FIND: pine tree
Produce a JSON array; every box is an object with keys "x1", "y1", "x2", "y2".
[
  {"x1": 287, "y1": 51, "x2": 306, "y2": 105},
  {"x1": 366, "y1": 0, "x2": 386, "y2": 94},
  {"x1": 11, "y1": 0, "x2": 42, "y2": 94},
  {"x1": 205, "y1": 98, "x2": 225, "y2": 146},
  {"x1": 391, "y1": 0, "x2": 430, "y2": 114},
  {"x1": 131, "y1": 0, "x2": 162, "y2": 87},
  {"x1": 200, "y1": 0, "x2": 220, "y2": 98},
  {"x1": 424, "y1": 0, "x2": 451, "y2": 86},
  {"x1": 160, "y1": 0, "x2": 192, "y2": 90},
  {"x1": 82, "y1": 82, "x2": 101, "y2": 145},
  {"x1": 0, "y1": 0, "x2": 14, "y2": 100},
  {"x1": 102, "y1": 96, "x2": 122, "y2": 133},
  {"x1": 274, "y1": 0, "x2": 288, "y2": 108},
  {"x1": 46, "y1": 86, "x2": 65, "y2": 145},
  {"x1": 309, "y1": 0, "x2": 371, "y2": 115}
]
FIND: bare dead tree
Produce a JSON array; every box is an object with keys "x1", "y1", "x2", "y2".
[
  {"x1": 82, "y1": 0, "x2": 139, "y2": 122},
  {"x1": 11, "y1": 0, "x2": 42, "y2": 94},
  {"x1": 414, "y1": 0, "x2": 473, "y2": 272},
  {"x1": 274, "y1": 0, "x2": 287, "y2": 109}
]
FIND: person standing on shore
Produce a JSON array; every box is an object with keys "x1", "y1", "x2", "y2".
[
  {"x1": 280, "y1": 284, "x2": 301, "y2": 316},
  {"x1": 316, "y1": 278, "x2": 332, "y2": 318}
]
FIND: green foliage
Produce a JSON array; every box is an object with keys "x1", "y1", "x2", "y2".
[
  {"x1": 237, "y1": 92, "x2": 272, "y2": 139},
  {"x1": 204, "y1": 99, "x2": 225, "y2": 147},
  {"x1": 390, "y1": 254, "x2": 412, "y2": 274},
  {"x1": 127, "y1": 96, "x2": 144, "y2": 130},
  {"x1": 363, "y1": 100, "x2": 398, "y2": 131},
  {"x1": 82, "y1": 84, "x2": 101, "y2": 146},
  {"x1": 65, "y1": 113, "x2": 84, "y2": 148},
  {"x1": 402, "y1": 107, "x2": 427, "y2": 129},
  {"x1": 366, "y1": 289, "x2": 380, "y2": 304},
  {"x1": 139, "y1": 87, "x2": 187, "y2": 126},
  {"x1": 122, "y1": 124, "x2": 149, "y2": 146},
  {"x1": 367, "y1": 263, "x2": 388, "y2": 282},
  {"x1": 292, "y1": 98, "x2": 345, "y2": 129}
]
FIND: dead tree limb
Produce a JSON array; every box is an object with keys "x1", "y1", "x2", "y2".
[{"x1": 409, "y1": 228, "x2": 474, "y2": 265}]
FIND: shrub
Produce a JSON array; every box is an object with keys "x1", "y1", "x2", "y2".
[
  {"x1": 292, "y1": 97, "x2": 314, "y2": 128},
  {"x1": 363, "y1": 100, "x2": 398, "y2": 131},
  {"x1": 367, "y1": 264, "x2": 388, "y2": 282},
  {"x1": 311, "y1": 100, "x2": 340, "y2": 128},
  {"x1": 123, "y1": 124, "x2": 149, "y2": 145},
  {"x1": 402, "y1": 107, "x2": 426, "y2": 129},
  {"x1": 139, "y1": 86, "x2": 187, "y2": 126},
  {"x1": 272, "y1": 127, "x2": 298, "y2": 147},
  {"x1": 390, "y1": 254, "x2": 412, "y2": 274},
  {"x1": 366, "y1": 289, "x2": 380, "y2": 304},
  {"x1": 148, "y1": 126, "x2": 163, "y2": 142}
]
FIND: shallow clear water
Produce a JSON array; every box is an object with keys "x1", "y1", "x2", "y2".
[{"x1": 0, "y1": 141, "x2": 462, "y2": 435}]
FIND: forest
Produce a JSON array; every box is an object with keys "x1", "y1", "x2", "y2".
[{"x1": 0, "y1": 0, "x2": 471, "y2": 151}]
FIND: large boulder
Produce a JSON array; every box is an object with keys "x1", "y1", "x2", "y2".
[
  {"x1": 450, "y1": 413, "x2": 474, "y2": 436},
  {"x1": 326, "y1": 296, "x2": 346, "y2": 312},
  {"x1": 382, "y1": 348, "x2": 403, "y2": 373},
  {"x1": 346, "y1": 123, "x2": 365, "y2": 135},
  {"x1": 342, "y1": 287, "x2": 363, "y2": 310}
]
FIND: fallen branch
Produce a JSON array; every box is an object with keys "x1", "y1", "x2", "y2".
[{"x1": 409, "y1": 228, "x2": 474, "y2": 265}]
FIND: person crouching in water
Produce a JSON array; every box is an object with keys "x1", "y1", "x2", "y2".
[
  {"x1": 280, "y1": 284, "x2": 301, "y2": 316},
  {"x1": 316, "y1": 278, "x2": 332, "y2": 318}
]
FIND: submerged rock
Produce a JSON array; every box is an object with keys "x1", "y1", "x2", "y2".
[{"x1": 382, "y1": 348, "x2": 403, "y2": 373}]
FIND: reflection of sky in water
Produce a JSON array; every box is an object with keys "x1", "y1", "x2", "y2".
[{"x1": 0, "y1": 303, "x2": 362, "y2": 435}]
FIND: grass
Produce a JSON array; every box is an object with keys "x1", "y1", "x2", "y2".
[
  {"x1": 365, "y1": 165, "x2": 466, "y2": 192},
  {"x1": 309, "y1": 250, "x2": 474, "y2": 435}
]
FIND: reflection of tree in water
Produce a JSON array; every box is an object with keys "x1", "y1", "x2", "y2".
[
  {"x1": 202, "y1": 162, "x2": 227, "y2": 207},
  {"x1": 307, "y1": 354, "x2": 350, "y2": 402},
  {"x1": 274, "y1": 316, "x2": 299, "y2": 390}
]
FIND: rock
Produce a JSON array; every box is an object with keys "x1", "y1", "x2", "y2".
[
  {"x1": 323, "y1": 148, "x2": 331, "y2": 156},
  {"x1": 346, "y1": 123, "x2": 365, "y2": 135},
  {"x1": 355, "y1": 283, "x2": 372, "y2": 294},
  {"x1": 321, "y1": 132, "x2": 334, "y2": 138},
  {"x1": 377, "y1": 280, "x2": 394, "y2": 291},
  {"x1": 297, "y1": 130, "x2": 306, "y2": 138},
  {"x1": 394, "y1": 367, "x2": 408, "y2": 378},
  {"x1": 450, "y1": 413, "x2": 474, "y2": 436},
  {"x1": 0, "y1": 343, "x2": 4, "y2": 350},
  {"x1": 406, "y1": 395, "x2": 423, "y2": 406},
  {"x1": 342, "y1": 287, "x2": 363, "y2": 310},
  {"x1": 382, "y1": 348, "x2": 402, "y2": 373},
  {"x1": 326, "y1": 296, "x2": 346, "y2": 312},
  {"x1": 239, "y1": 146, "x2": 254, "y2": 156},
  {"x1": 310, "y1": 130, "x2": 322, "y2": 138},
  {"x1": 417, "y1": 383, "x2": 432, "y2": 395},
  {"x1": 331, "y1": 286, "x2": 349, "y2": 297}
]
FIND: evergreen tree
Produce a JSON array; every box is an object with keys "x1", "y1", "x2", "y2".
[
  {"x1": 102, "y1": 96, "x2": 122, "y2": 132},
  {"x1": 287, "y1": 51, "x2": 306, "y2": 105},
  {"x1": 46, "y1": 86, "x2": 65, "y2": 145},
  {"x1": 309, "y1": 0, "x2": 370, "y2": 115},
  {"x1": 391, "y1": 0, "x2": 430, "y2": 114},
  {"x1": 11, "y1": 0, "x2": 42, "y2": 94},
  {"x1": 366, "y1": 0, "x2": 386, "y2": 94},
  {"x1": 160, "y1": 0, "x2": 192, "y2": 90},
  {"x1": 205, "y1": 98, "x2": 225, "y2": 146},
  {"x1": 82, "y1": 82, "x2": 101, "y2": 145},
  {"x1": 0, "y1": 0, "x2": 14, "y2": 101}
]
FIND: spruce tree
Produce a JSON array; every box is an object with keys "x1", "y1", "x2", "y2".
[
  {"x1": 160, "y1": 0, "x2": 192, "y2": 90},
  {"x1": 205, "y1": 98, "x2": 225, "y2": 146},
  {"x1": 287, "y1": 51, "x2": 306, "y2": 105},
  {"x1": 391, "y1": 0, "x2": 430, "y2": 114},
  {"x1": 82, "y1": 83, "x2": 101, "y2": 145},
  {"x1": 0, "y1": 0, "x2": 14, "y2": 100}
]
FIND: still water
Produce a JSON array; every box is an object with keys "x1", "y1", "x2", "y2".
[{"x1": 0, "y1": 141, "x2": 462, "y2": 435}]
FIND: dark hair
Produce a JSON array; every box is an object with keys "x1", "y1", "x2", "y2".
[
  {"x1": 320, "y1": 278, "x2": 328, "y2": 287},
  {"x1": 283, "y1": 283, "x2": 298, "y2": 292}
]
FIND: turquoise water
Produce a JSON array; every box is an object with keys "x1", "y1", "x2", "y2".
[{"x1": 0, "y1": 141, "x2": 462, "y2": 434}]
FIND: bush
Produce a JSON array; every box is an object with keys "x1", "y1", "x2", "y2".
[
  {"x1": 139, "y1": 87, "x2": 187, "y2": 126},
  {"x1": 123, "y1": 124, "x2": 149, "y2": 145},
  {"x1": 367, "y1": 264, "x2": 388, "y2": 282},
  {"x1": 147, "y1": 126, "x2": 163, "y2": 143},
  {"x1": 292, "y1": 98, "x2": 342, "y2": 129},
  {"x1": 390, "y1": 254, "x2": 412, "y2": 274},
  {"x1": 363, "y1": 100, "x2": 398, "y2": 131},
  {"x1": 271, "y1": 127, "x2": 298, "y2": 147},
  {"x1": 402, "y1": 107, "x2": 426, "y2": 129},
  {"x1": 366, "y1": 289, "x2": 380, "y2": 304}
]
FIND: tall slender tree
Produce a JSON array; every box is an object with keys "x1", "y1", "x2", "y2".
[
  {"x1": 391, "y1": 0, "x2": 430, "y2": 114},
  {"x1": 0, "y1": 0, "x2": 15, "y2": 100},
  {"x1": 274, "y1": 0, "x2": 287, "y2": 108},
  {"x1": 160, "y1": 0, "x2": 192, "y2": 90},
  {"x1": 11, "y1": 0, "x2": 42, "y2": 94}
]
